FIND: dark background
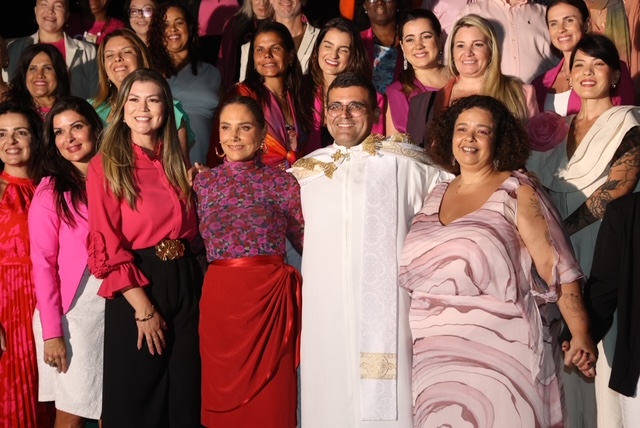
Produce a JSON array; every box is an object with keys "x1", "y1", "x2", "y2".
[{"x1": 1, "y1": 0, "x2": 342, "y2": 40}]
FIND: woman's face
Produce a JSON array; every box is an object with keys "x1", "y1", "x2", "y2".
[
  {"x1": 35, "y1": 0, "x2": 69, "y2": 35},
  {"x1": 452, "y1": 107, "x2": 496, "y2": 171},
  {"x1": 452, "y1": 26, "x2": 491, "y2": 79},
  {"x1": 252, "y1": 0, "x2": 270, "y2": 20},
  {"x1": 363, "y1": 0, "x2": 397, "y2": 26},
  {"x1": 318, "y1": 29, "x2": 352, "y2": 78},
  {"x1": 253, "y1": 31, "x2": 293, "y2": 79},
  {"x1": 164, "y1": 6, "x2": 190, "y2": 55},
  {"x1": 104, "y1": 36, "x2": 142, "y2": 89},
  {"x1": 128, "y1": 0, "x2": 156, "y2": 40},
  {"x1": 124, "y1": 81, "x2": 166, "y2": 139},
  {"x1": 26, "y1": 52, "x2": 58, "y2": 100},
  {"x1": 0, "y1": 113, "x2": 34, "y2": 169},
  {"x1": 219, "y1": 103, "x2": 263, "y2": 162},
  {"x1": 547, "y1": 3, "x2": 585, "y2": 54},
  {"x1": 570, "y1": 50, "x2": 620, "y2": 100},
  {"x1": 401, "y1": 18, "x2": 440, "y2": 70},
  {"x1": 53, "y1": 110, "x2": 97, "y2": 166}
]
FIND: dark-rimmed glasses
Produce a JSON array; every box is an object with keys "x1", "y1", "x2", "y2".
[{"x1": 129, "y1": 7, "x2": 154, "y2": 18}]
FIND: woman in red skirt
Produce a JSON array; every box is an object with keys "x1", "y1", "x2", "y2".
[{"x1": 194, "y1": 95, "x2": 304, "y2": 427}]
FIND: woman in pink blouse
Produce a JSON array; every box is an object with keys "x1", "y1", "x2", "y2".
[{"x1": 87, "y1": 68, "x2": 202, "y2": 427}]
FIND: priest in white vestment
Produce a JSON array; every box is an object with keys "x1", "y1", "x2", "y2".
[{"x1": 291, "y1": 73, "x2": 452, "y2": 428}]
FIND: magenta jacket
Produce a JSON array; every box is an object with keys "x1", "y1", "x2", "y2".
[
  {"x1": 29, "y1": 176, "x2": 91, "y2": 340},
  {"x1": 532, "y1": 57, "x2": 635, "y2": 115}
]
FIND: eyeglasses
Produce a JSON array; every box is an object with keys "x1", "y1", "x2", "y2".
[
  {"x1": 366, "y1": 0, "x2": 397, "y2": 3},
  {"x1": 129, "y1": 7, "x2": 154, "y2": 18},
  {"x1": 326, "y1": 102, "x2": 368, "y2": 118}
]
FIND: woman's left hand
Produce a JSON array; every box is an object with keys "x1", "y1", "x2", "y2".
[
  {"x1": 188, "y1": 162, "x2": 210, "y2": 186},
  {"x1": 562, "y1": 335, "x2": 597, "y2": 378},
  {"x1": 44, "y1": 337, "x2": 69, "y2": 374}
]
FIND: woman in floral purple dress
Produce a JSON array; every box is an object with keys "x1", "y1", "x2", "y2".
[{"x1": 194, "y1": 95, "x2": 304, "y2": 428}]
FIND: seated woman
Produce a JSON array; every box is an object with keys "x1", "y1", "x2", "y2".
[
  {"x1": 30, "y1": 96, "x2": 105, "y2": 427},
  {"x1": 91, "y1": 28, "x2": 195, "y2": 163},
  {"x1": 303, "y1": 17, "x2": 385, "y2": 150},
  {"x1": 532, "y1": 0, "x2": 635, "y2": 116},
  {"x1": 386, "y1": 8, "x2": 449, "y2": 137},
  {"x1": 433, "y1": 14, "x2": 538, "y2": 122},
  {"x1": 400, "y1": 95, "x2": 596, "y2": 427},
  {"x1": 2, "y1": 44, "x2": 71, "y2": 120},
  {"x1": 527, "y1": 34, "x2": 640, "y2": 428},
  {"x1": 207, "y1": 22, "x2": 312, "y2": 169},
  {"x1": 195, "y1": 95, "x2": 303, "y2": 428},
  {"x1": 86, "y1": 68, "x2": 202, "y2": 427},
  {"x1": 124, "y1": 0, "x2": 157, "y2": 44},
  {"x1": 148, "y1": 1, "x2": 221, "y2": 165},
  {"x1": 5, "y1": 0, "x2": 98, "y2": 99}
]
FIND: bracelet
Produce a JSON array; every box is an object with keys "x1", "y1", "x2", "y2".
[{"x1": 135, "y1": 306, "x2": 156, "y2": 322}]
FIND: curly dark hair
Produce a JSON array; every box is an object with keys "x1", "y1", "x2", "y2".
[
  {"x1": 426, "y1": 95, "x2": 530, "y2": 174},
  {"x1": 147, "y1": 0, "x2": 200, "y2": 77}
]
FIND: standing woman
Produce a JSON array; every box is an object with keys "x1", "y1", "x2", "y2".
[
  {"x1": 87, "y1": 68, "x2": 202, "y2": 427},
  {"x1": 0, "y1": 103, "x2": 50, "y2": 428},
  {"x1": 195, "y1": 95, "x2": 303, "y2": 427},
  {"x1": 386, "y1": 8, "x2": 449, "y2": 136},
  {"x1": 527, "y1": 34, "x2": 640, "y2": 428},
  {"x1": 207, "y1": 22, "x2": 311, "y2": 169},
  {"x1": 532, "y1": 0, "x2": 635, "y2": 116},
  {"x1": 361, "y1": 0, "x2": 407, "y2": 94},
  {"x1": 29, "y1": 96, "x2": 105, "y2": 427},
  {"x1": 2, "y1": 44, "x2": 71, "y2": 120},
  {"x1": 148, "y1": 0, "x2": 221, "y2": 165},
  {"x1": 303, "y1": 17, "x2": 385, "y2": 150},
  {"x1": 92, "y1": 28, "x2": 195, "y2": 163}
]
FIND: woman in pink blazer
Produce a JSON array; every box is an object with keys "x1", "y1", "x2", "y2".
[{"x1": 29, "y1": 97, "x2": 105, "y2": 427}]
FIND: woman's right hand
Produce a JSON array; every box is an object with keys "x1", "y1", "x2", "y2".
[
  {"x1": 0, "y1": 322, "x2": 6, "y2": 359},
  {"x1": 44, "y1": 337, "x2": 69, "y2": 373},
  {"x1": 135, "y1": 307, "x2": 168, "y2": 356}
]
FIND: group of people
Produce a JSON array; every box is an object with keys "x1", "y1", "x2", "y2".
[{"x1": 0, "y1": 0, "x2": 639, "y2": 428}]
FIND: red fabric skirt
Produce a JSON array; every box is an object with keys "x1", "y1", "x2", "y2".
[{"x1": 200, "y1": 255, "x2": 301, "y2": 428}]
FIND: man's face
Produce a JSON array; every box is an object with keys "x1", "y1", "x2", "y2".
[{"x1": 325, "y1": 86, "x2": 378, "y2": 148}]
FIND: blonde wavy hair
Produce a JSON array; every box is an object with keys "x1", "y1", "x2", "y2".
[
  {"x1": 448, "y1": 14, "x2": 528, "y2": 121},
  {"x1": 99, "y1": 68, "x2": 190, "y2": 209}
]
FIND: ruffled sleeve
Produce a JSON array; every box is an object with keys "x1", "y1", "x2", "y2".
[{"x1": 86, "y1": 156, "x2": 149, "y2": 298}]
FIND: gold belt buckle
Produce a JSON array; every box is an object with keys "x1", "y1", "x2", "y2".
[{"x1": 155, "y1": 239, "x2": 185, "y2": 261}]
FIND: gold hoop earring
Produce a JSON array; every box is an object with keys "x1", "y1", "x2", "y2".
[{"x1": 215, "y1": 146, "x2": 226, "y2": 158}]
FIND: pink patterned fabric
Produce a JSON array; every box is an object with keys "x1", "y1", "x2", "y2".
[
  {"x1": 399, "y1": 172, "x2": 583, "y2": 427},
  {"x1": 194, "y1": 158, "x2": 304, "y2": 262}
]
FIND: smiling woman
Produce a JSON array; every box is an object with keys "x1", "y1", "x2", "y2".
[
  {"x1": 86, "y1": 68, "x2": 203, "y2": 427},
  {"x1": 2, "y1": 43, "x2": 71, "y2": 120}
]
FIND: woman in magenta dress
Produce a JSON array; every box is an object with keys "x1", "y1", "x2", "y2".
[
  {"x1": 399, "y1": 95, "x2": 596, "y2": 427},
  {"x1": 195, "y1": 95, "x2": 303, "y2": 427},
  {"x1": 0, "y1": 102, "x2": 51, "y2": 428}
]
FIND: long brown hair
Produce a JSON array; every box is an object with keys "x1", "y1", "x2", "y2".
[{"x1": 99, "y1": 68, "x2": 190, "y2": 209}]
